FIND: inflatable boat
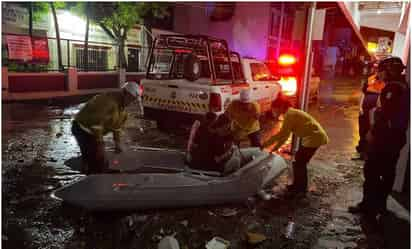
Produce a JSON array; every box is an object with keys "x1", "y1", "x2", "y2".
[{"x1": 52, "y1": 147, "x2": 287, "y2": 211}]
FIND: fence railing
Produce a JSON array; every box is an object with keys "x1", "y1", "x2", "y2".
[{"x1": 2, "y1": 33, "x2": 151, "y2": 73}]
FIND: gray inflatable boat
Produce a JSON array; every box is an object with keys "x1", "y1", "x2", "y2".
[{"x1": 53, "y1": 147, "x2": 287, "y2": 211}]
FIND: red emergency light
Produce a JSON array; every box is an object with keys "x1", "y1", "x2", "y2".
[{"x1": 278, "y1": 54, "x2": 297, "y2": 66}]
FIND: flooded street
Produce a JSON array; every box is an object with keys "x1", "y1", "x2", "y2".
[{"x1": 2, "y1": 77, "x2": 409, "y2": 249}]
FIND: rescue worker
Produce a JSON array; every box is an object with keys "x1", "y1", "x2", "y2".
[
  {"x1": 188, "y1": 112, "x2": 241, "y2": 175},
  {"x1": 355, "y1": 64, "x2": 385, "y2": 159},
  {"x1": 261, "y1": 97, "x2": 329, "y2": 195},
  {"x1": 71, "y1": 82, "x2": 143, "y2": 174},
  {"x1": 348, "y1": 57, "x2": 409, "y2": 219},
  {"x1": 225, "y1": 88, "x2": 261, "y2": 147}
]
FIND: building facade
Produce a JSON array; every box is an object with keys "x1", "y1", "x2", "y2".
[{"x1": 2, "y1": 3, "x2": 150, "y2": 73}]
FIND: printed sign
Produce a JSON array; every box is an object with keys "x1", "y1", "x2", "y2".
[
  {"x1": 6, "y1": 35, "x2": 33, "y2": 61},
  {"x1": 6, "y1": 35, "x2": 50, "y2": 63},
  {"x1": 32, "y1": 37, "x2": 50, "y2": 63},
  {"x1": 2, "y1": 3, "x2": 48, "y2": 30},
  {"x1": 2, "y1": 4, "x2": 29, "y2": 27}
]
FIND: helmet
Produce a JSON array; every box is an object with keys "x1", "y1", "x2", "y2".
[
  {"x1": 122, "y1": 82, "x2": 142, "y2": 98},
  {"x1": 239, "y1": 88, "x2": 252, "y2": 103},
  {"x1": 377, "y1": 57, "x2": 405, "y2": 77}
]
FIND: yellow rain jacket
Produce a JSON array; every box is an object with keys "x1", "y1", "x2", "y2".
[
  {"x1": 75, "y1": 92, "x2": 128, "y2": 142},
  {"x1": 263, "y1": 108, "x2": 329, "y2": 150},
  {"x1": 226, "y1": 100, "x2": 261, "y2": 140}
]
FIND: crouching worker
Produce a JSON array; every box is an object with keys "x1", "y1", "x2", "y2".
[
  {"x1": 72, "y1": 82, "x2": 142, "y2": 174},
  {"x1": 187, "y1": 112, "x2": 241, "y2": 175},
  {"x1": 261, "y1": 97, "x2": 329, "y2": 196}
]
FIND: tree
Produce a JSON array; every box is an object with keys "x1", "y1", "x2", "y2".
[
  {"x1": 49, "y1": 2, "x2": 65, "y2": 71},
  {"x1": 70, "y1": 2, "x2": 92, "y2": 71},
  {"x1": 92, "y1": 2, "x2": 169, "y2": 69}
]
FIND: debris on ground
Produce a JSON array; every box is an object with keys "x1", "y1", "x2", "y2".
[
  {"x1": 158, "y1": 236, "x2": 180, "y2": 249},
  {"x1": 284, "y1": 218, "x2": 296, "y2": 239},
  {"x1": 257, "y1": 190, "x2": 272, "y2": 200},
  {"x1": 217, "y1": 208, "x2": 238, "y2": 217},
  {"x1": 246, "y1": 232, "x2": 267, "y2": 244},
  {"x1": 205, "y1": 237, "x2": 230, "y2": 249},
  {"x1": 180, "y1": 220, "x2": 189, "y2": 227}
]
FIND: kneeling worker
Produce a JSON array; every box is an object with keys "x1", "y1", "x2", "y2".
[
  {"x1": 72, "y1": 82, "x2": 142, "y2": 174},
  {"x1": 261, "y1": 97, "x2": 329, "y2": 195}
]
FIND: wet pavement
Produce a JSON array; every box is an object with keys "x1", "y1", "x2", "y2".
[{"x1": 2, "y1": 76, "x2": 410, "y2": 249}]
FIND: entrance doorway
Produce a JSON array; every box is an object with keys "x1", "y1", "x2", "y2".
[{"x1": 127, "y1": 48, "x2": 139, "y2": 72}]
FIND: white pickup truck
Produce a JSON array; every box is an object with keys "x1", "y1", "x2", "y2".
[{"x1": 141, "y1": 35, "x2": 281, "y2": 127}]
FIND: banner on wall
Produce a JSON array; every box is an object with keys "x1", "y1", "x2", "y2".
[
  {"x1": 6, "y1": 35, "x2": 50, "y2": 63},
  {"x1": 6, "y1": 35, "x2": 33, "y2": 61},
  {"x1": 32, "y1": 37, "x2": 50, "y2": 63}
]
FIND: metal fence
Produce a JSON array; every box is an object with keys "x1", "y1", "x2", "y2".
[{"x1": 2, "y1": 33, "x2": 151, "y2": 73}]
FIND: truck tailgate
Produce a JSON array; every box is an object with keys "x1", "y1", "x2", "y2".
[{"x1": 142, "y1": 79, "x2": 211, "y2": 114}]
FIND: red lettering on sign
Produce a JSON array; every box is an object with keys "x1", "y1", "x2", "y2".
[{"x1": 32, "y1": 37, "x2": 49, "y2": 64}]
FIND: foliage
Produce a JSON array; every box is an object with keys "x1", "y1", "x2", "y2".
[
  {"x1": 15, "y1": 2, "x2": 65, "y2": 21},
  {"x1": 94, "y1": 2, "x2": 168, "y2": 39},
  {"x1": 90, "y1": 2, "x2": 170, "y2": 68}
]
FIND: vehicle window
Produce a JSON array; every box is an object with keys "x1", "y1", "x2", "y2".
[
  {"x1": 211, "y1": 41, "x2": 232, "y2": 82},
  {"x1": 232, "y1": 62, "x2": 244, "y2": 81},
  {"x1": 250, "y1": 63, "x2": 273, "y2": 81},
  {"x1": 230, "y1": 53, "x2": 245, "y2": 81},
  {"x1": 148, "y1": 49, "x2": 173, "y2": 78}
]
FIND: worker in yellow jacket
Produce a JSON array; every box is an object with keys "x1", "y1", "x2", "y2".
[
  {"x1": 225, "y1": 88, "x2": 261, "y2": 147},
  {"x1": 262, "y1": 97, "x2": 329, "y2": 196},
  {"x1": 71, "y1": 82, "x2": 143, "y2": 174}
]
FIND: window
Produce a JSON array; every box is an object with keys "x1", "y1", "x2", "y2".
[
  {"x1": 148, "y1": 49, "x2": 211, "y2": 80},
  {"x1": 147, "y1": 49, "x2": 173, "y2": 79},
  {"x1": 211, "y1": 41, "x2": 232, "y2": 82},
  {"x1": 75, "y1": 46, "x2": 109, "y2": 71},
  {"x1": 250, "y1": 63, "x2": 273, "y2": 81}
]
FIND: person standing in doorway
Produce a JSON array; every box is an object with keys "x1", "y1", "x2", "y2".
[{"x1": 261, "y1": 97, "x2": 329, "y2": 196}]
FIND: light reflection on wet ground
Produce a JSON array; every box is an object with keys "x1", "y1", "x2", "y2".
[{"x1": 2, "y1": 76, "x2": 408, "y2": 249}]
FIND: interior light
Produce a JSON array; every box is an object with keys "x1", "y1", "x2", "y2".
[{"x1": 377, "y1": 10, "x2": 382, "y2": 14}]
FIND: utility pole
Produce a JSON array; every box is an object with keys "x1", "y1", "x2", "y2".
[{"x1": 292, "y1": 2, "x2": 316, "y2": 154}]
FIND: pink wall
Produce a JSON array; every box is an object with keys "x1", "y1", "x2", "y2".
[{"x1": 174, "y1": 3, "x2": 271, "y2": 60}]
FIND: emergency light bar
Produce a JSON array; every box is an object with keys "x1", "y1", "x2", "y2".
[{"x1": 278, "y1": 54, "x2": 297, "y2": 66}]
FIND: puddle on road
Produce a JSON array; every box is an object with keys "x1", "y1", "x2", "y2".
[{"x1": 2, "y1": 79, "x2": 380, "y2": 249}]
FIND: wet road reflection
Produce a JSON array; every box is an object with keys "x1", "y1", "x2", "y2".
[{"x1": 3, "y1": 76, "x2": 393, "y2": 249}]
